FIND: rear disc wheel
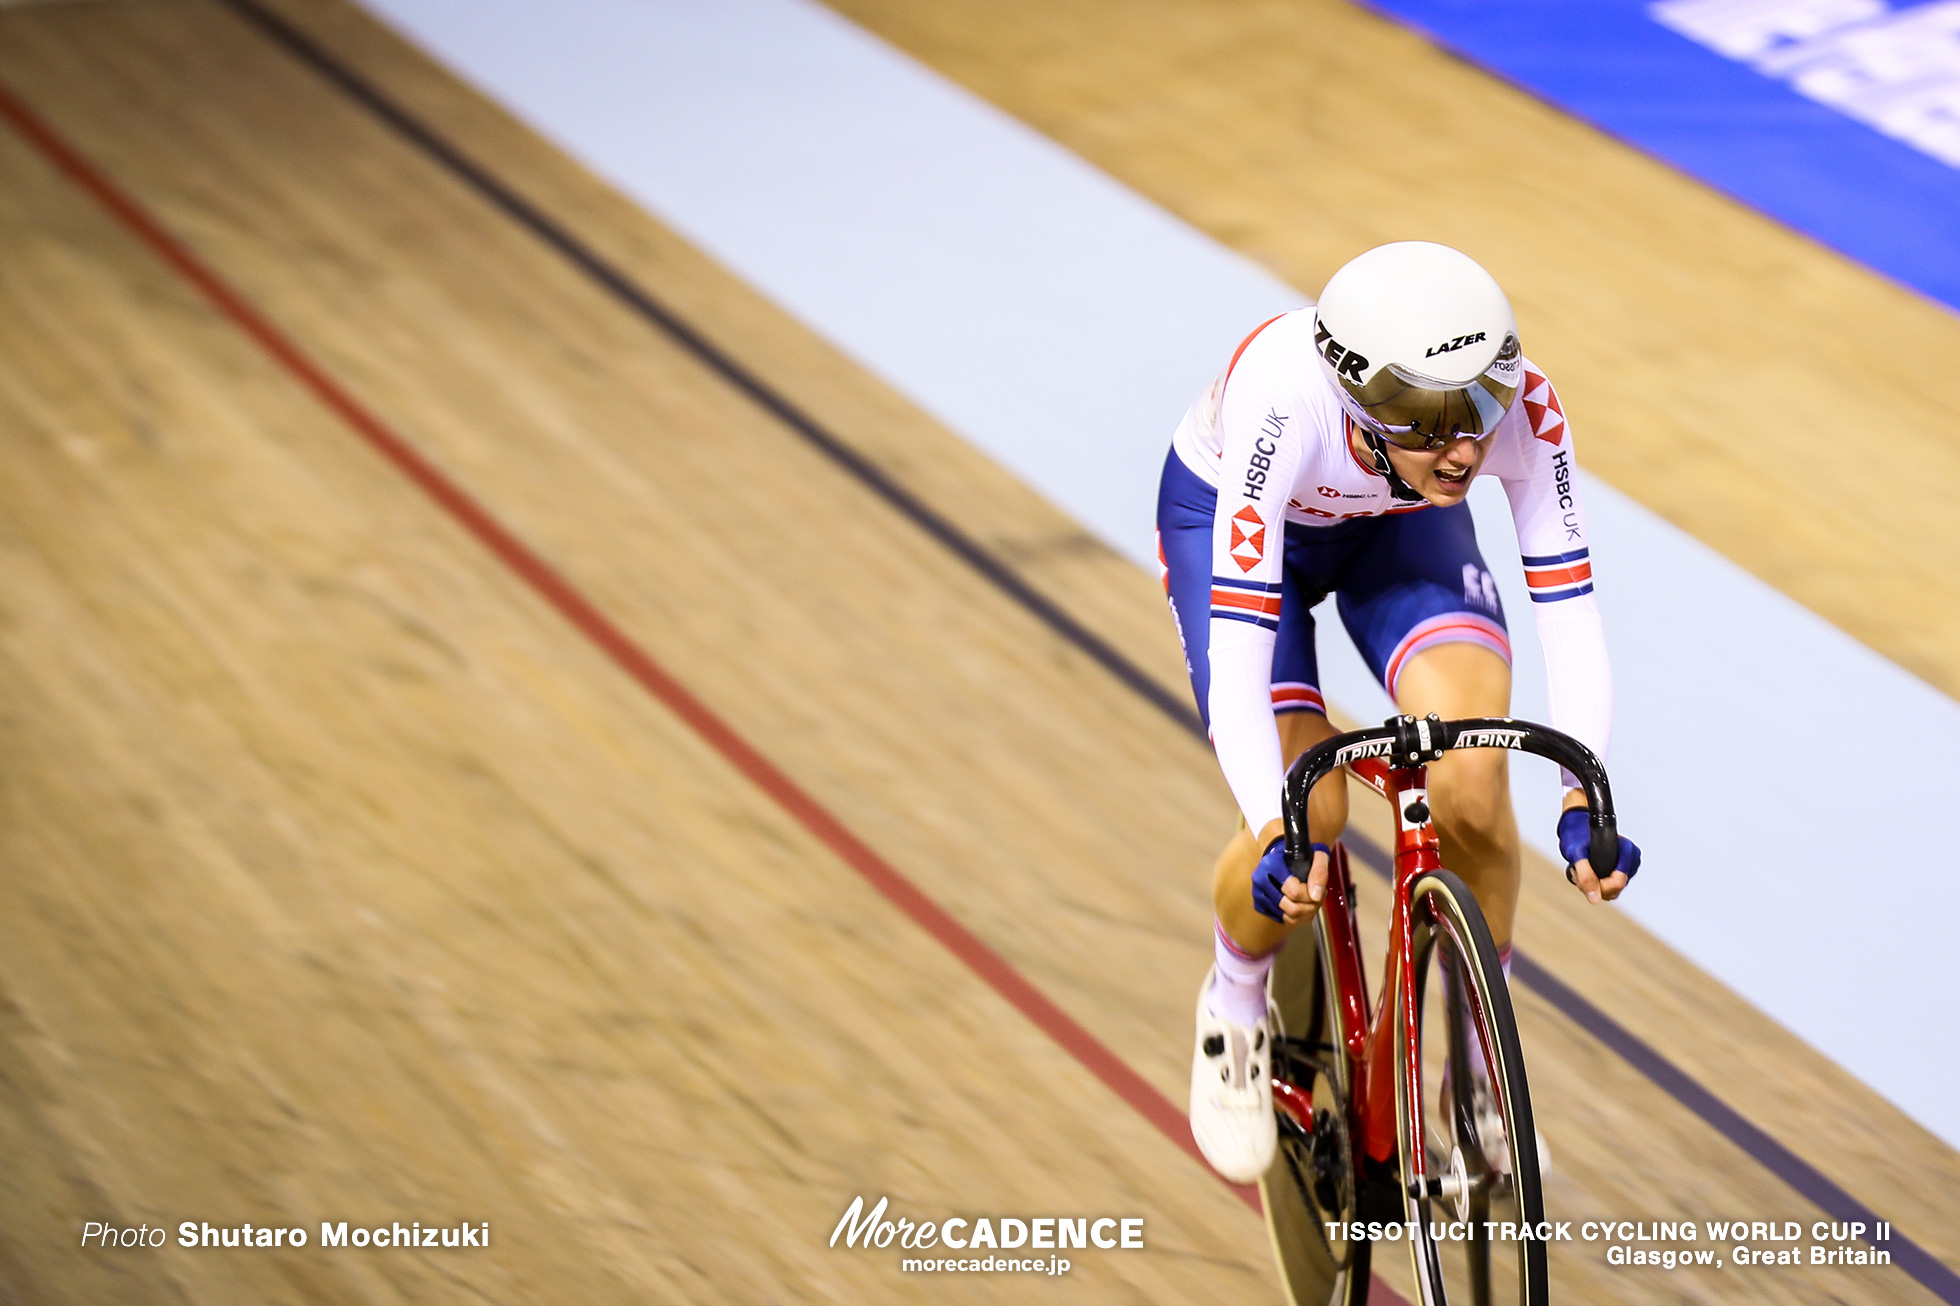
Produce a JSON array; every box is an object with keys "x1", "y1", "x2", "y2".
[{"x1": 1261, "y1": 918, "x2": 1370, "y2": 1306}]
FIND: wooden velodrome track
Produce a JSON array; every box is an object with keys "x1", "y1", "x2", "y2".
[{"x1": 0, "y1": 1, "x2": 1952, "y2": 1304}]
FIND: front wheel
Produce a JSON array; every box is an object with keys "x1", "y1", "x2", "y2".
[{"x1": 1400, "y1": 869, "x2": 1548, "y2": 1305}]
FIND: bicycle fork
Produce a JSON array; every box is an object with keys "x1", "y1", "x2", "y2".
[{"x1": 1343, "y1": 762, "x2": 1445, "y2": 1190}]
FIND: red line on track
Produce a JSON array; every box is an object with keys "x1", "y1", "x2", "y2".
[{"x1": 0, "y1": 78, "x2": 1315, "y2": 1226}]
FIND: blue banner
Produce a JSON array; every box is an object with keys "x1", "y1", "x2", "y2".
[{"x1": 1359, "y1": 0, "x2": 1960, "y2": 313}]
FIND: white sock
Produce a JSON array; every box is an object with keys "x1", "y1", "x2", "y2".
[{"x1": 1205, "y1": 920, "x2": 1274, "y2": 1026}]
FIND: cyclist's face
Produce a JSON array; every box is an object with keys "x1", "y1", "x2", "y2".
[{"x1": 1379, "y1": 431, "x2": 1491, "y2": 506}]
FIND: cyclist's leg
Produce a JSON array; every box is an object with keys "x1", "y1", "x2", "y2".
[
  {"x1": 1394, "y1": 643, "x2": 1521, "y2": 948},
  {"x1": 1155, "y1": 448, "x2": 1351, "y2": 956},
  {"x1": 1335, "y1": 502, "x2": 1521, "y2": 947},
  {"x1": 1161, "y1": 448, "x2": 1321, "y2": 1181},
  {"x1": 1209, "y1": 520, "x2": 1361, "y2": 956},
  {"x1": 1209, "y1": 707, "x2": 1347, "y2": 956}
]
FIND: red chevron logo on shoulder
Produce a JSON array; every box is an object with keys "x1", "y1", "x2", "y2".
[{"x1": 1521, "y1": 366, "x2": 1567, "y2": 446}]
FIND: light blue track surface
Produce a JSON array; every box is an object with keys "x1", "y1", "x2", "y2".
[{"x1": 1361, "y1": 0, "x2": 1960, "y2": 312}]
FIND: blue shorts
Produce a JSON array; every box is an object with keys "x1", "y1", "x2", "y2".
[{"x1": 1156, "y1": 450, "x2": 1510, "y2": 727}]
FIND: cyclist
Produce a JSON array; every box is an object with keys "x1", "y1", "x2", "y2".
[{"x1": 1160, "y1": 242, "x2": 1640, "y2": 1182}]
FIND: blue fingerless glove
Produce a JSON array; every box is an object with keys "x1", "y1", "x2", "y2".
[
  {"x1": 1253, "y1": 839, "x2": 1328, "y2": 922},
  {"x1": 1557, "y1": 807, "x2": 1641, "y2": 882}
]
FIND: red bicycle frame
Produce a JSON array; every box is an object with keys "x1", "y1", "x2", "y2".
[
  {"x1": 1304, "y1": 755, "x2": 1443, "y2": 1183},
  {"x1": 1274, "y1": 713, "x2": 1616, "y2": 1191},
  {"x1": 1268, "y1": 715, "x2": 1611, "y2": 1306}
]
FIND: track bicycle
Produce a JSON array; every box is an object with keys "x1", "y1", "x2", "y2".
[{"x1": 1258, "y1": 714, "x2": 1622, "y2": 1306}]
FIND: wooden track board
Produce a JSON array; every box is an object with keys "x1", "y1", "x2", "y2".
[
  {"x1": 0, "y1": 0, "x2": 1947, "y2": 1302},
  {"x1": 0, "y1": 5, "x2": 1264, "y2": 1303}
]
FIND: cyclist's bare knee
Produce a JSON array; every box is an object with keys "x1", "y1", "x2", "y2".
[
  {"x1": 1276, "y1": 708, "x2": 1338, "y2": 763},
  {"x1": 1279, "y1": 710, "x2": 1348, "y2": 840},
  {"x1": 1395, "y1": 642, "x2": 1520, "y2": 939},
  {"x1": 1428, "y1": 748, "x2": 1512, "y2": 852},
  {"x1": 1394, "y1": 641, "x2": 1510, "y2": 720},
  {"x1": 1211, "y1": 831, "x2": 1299, "y2": 955}
]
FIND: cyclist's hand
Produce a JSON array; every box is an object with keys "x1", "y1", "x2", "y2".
[
  {"x1": 1558, "y1": 806, "x2": 1640, "y2": 903},
  {"x1": 1252, "y1": 838, "x2": 1330, "y2": 925}
]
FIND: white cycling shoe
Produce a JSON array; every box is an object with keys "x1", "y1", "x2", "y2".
[{"x1": 1189, "y1": 967, "x2": 1277, "y2": 1183}]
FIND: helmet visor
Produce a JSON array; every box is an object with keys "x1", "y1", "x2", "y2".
[{"x1": 1338, "y1": 335, "x2": 1523, "y2": 448}]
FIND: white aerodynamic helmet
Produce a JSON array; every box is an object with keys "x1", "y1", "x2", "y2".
[{"x1": 1311, "y1": 241, "x2": 1523, "y2": 447}]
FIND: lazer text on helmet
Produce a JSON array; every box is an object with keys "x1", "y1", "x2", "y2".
[
  {"x1": 1312, "y1": 321, "x2": 1368, "y2": 383},
  {"x1": 1425, "y1": 332, "x2": 1487, "y2": 357}
]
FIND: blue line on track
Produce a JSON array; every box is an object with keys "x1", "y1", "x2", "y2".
[{"x1": 214, "y1": 1, "x2": 1957, "y2": 1296}]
